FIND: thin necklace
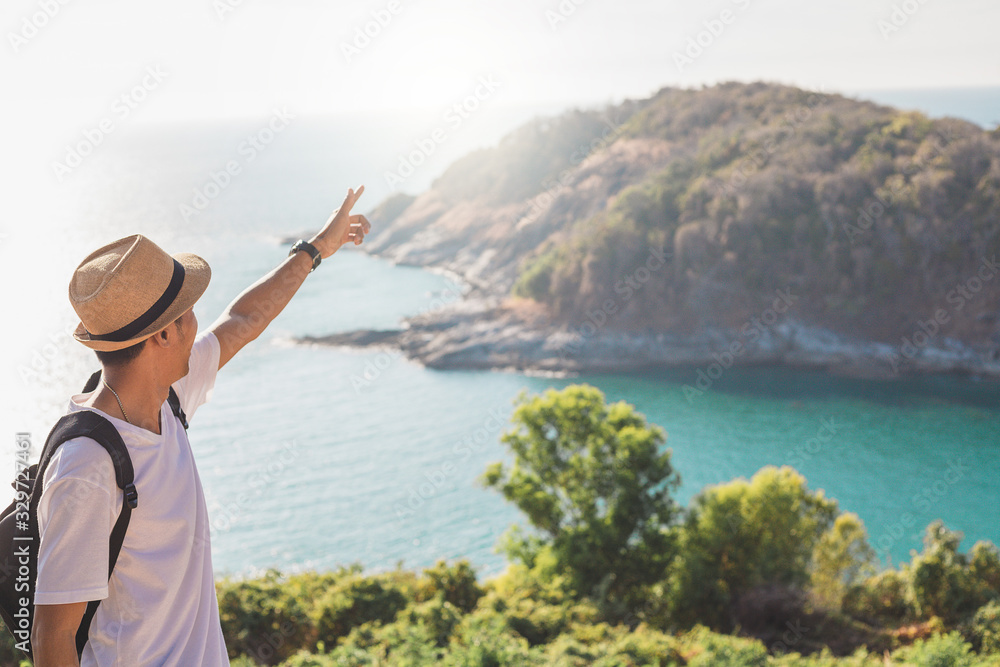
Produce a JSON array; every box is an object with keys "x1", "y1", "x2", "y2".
[{"x1": 102, "y1": 377, "x2": 131, "y2": 424}]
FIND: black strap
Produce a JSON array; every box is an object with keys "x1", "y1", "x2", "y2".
[
  {"x1": 75, "y1": 481, "x2": 132, "y2": 654},
  {"x1": 86, "y1": 260, "x2": 185, "y2": 343},
  {"x1": 37, "y1": 410, "x2": 136, "y2": 498},
  {"x1": 84, "y1": 370, "x2": 189, "y2": 431},
  {"x1": 167, "y1": 388, "x2": 188, "y2": 430},
  {"x1": 32, "y1": 409, "x2": 135, "y2": 658}
]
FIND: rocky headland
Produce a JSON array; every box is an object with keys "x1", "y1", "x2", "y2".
[{"x1": 295, "y1": 82, "x2": 1000, "y2": 381}]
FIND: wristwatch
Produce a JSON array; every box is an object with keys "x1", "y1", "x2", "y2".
[{"x1": 289, "y1": 240, "x2": 322, "y2": 272}]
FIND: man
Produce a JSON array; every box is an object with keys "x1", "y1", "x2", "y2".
[{"x1": 31, "y1": 186, "x2": 371, "y2": 666}]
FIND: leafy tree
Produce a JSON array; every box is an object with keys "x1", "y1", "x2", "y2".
[
  {"x1": 910, "y1": 521, "x2": 992, "y2": 623},
  {"x1": 668, "y1": 466, "x2": 838, "y2": 630},
  {"x1": 969, "y1": 600, "x2": 1000, "y2": 653},
  {"x1": 970, "y1": 541, "x2": 1000, "y2": 604},
  {"x1": 841, "y1": 521, "x2": 1000, "y2": 628},
  {"x1": 842, "y1": 569, "x2": 911, "y2": 625},
  {"x1": 810, "y1": 512, "x2": 878, "y2": 611},
  {"x1": 481, "y1": 384, "x2": 680, "y2": 615}
]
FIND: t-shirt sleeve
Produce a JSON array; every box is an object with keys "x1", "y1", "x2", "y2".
[
  {"x1": 171, "y1": 330, "x2": 222, "y2": 423},
  {"x1": 35, "y1": 437, "x2": 117, "y2": 606}
]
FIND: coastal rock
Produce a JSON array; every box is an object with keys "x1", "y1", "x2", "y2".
[{"x1": 297, "y1": 296, "x2": 1000, "y2": 380}]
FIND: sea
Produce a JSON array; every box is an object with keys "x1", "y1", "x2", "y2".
[{"x1": 2, "y1": 87, "x2": 998, "y2": 579}]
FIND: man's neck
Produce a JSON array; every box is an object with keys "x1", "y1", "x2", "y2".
[{"x1": 89, "y1": 364, "x2": 171, "y2": 435}]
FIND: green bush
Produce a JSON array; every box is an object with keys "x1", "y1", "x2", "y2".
[
  {"x1": 969, "y1": 600, "x2": 1000, "y2": 653},
  {"x1": 970, "y1": 543, "x2": 1000, "y2": 603},
  {"x1": 539, "y1": 622, "x2": 683, "y2": 666},
  {"x1": 892, "y1": 631, "x2": 975, "y2": 667},
  {"x1": 911, "y1": 523, "x2": 974, "y2": 622},
  {"x1": 771, "y1": 647, "x2": 882, "y2": 667},
  {"x1": 810, "y1": 513, "x2": 877, "y2": 611},
  {"x1": 419, "y1": 560, "x2": 484, "y2": 614},
  {"x1": 682, "y1": 626, "x2": 768, "y2": 667},
  {"x1": 446, "y1": 612, "x2": 539, "y2": 666},
  {"x1": 843, "y1": 569, "x2": 912, "y2": 624},
  {"x1": 217, "y1": 570, "x2": 314, "y2": 665},
  {"x1": 398, "y1": 596, "x2": 464, "y2": 648},
  {"x1": 476, "y1": 564, "x2": 598, "y2": 647},
  {"x1": 667, "y1": 466, "x2": 837, "y2": 630},
  {"x1": 326, "y1": 615, "x2": 445, "y2": 665},
  {"x1": 314, "y1": 574, "x2": 410, "y2": 646}
]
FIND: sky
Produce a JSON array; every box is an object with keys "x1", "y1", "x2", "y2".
[{"x1": 3, "y1": 0, "x2": 998, "y2": 128}]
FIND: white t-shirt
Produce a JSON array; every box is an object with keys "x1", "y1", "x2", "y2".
[{"x1": 35, "y1": 331, "x2": 230, "y2": 667}]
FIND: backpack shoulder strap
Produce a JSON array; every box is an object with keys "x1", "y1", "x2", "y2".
[
  {"x1": 36, "y1": 410, "x2": 137, "y2": 510},
  {"x1": 167, "y1": 387, "x2": 189, "y2": 431},
  {"x1": 34, "y1": 406, "x2": 137, "y2": 656},
  {"x1": 84, "y1": 370, "x2": 188, "y2": 431}
]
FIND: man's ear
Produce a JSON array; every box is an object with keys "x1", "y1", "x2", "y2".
[{"x1": 149, "y1": 324, "x2": 177, "y2": 349}]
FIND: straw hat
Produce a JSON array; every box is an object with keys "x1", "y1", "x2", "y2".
[{"x1": 69, "y1": 234, "x2": 211, "y2": 351}]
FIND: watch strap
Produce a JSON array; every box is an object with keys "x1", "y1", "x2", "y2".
[{"x1": 289, "y1": 240, "x2": 322, "y2": 272}]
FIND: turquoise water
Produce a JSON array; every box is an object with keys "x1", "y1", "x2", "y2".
[
  {"x1": 174, "y1": 242, "x2": 997, "y2": 578},
  {"x1": 4, "y1": 99, "x2": 999, "y2": 581}
]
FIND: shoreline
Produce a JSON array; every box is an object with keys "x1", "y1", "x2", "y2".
[{"x1": 294, "y1": 295, "x2": 1000, "y2": 384}]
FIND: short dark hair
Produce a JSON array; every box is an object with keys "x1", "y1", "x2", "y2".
[
  {"x1": 94, "y1": 318, "x2": 184, "y2": 368},
  {"x1": 94, "y1": 338, "x2": 147, "y2": 367}
]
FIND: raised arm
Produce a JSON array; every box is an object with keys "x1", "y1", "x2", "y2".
[{"x1": 210, "y1": 186, "x2": 370, "y2": 369}]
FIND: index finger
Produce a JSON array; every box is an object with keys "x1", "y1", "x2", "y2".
[{"x1": 341, "y1": 185, "x2": 365, "y2": 213}]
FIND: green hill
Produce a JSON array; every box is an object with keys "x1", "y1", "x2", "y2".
[{"x1": 366, "y1": 82, "x2": 1000, "y2": 355}]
